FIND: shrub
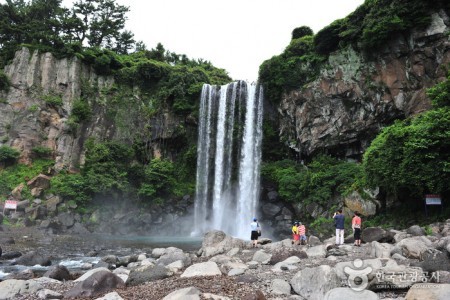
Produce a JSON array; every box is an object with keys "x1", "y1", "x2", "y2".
[
  {"x1": 261, "y1": 155, "x2": 364, "y2": 205},
  {"x1": 284, "y1": 36, "x2": 314, "y2": 58},
  {"x1": 0, "y1": 146, "x2": 20, "y2": 165},
  {"x1": 138, "y1": 158, "x2": 175, "y2": 200},
  {"x1": 427, "y1": 73, "x2": 450, "y2": 108},
  {"x1": 291, "y1": 26, "x2": 313, "y2": 40},
  {"x1": 314, "y1": 18, "x2": 346, "y2": 55},
  {"x1": 42, "y1": 94, "x2": 63, "y2": 107},
  {"x1": 94, "y1": 54, "x2": 112, "y2": 75},
  {"x1": 31, "y1": 146, "x2": 53, "y2": 158},
  {"x1": 0, "y1": 70, "x2": 10, "y2": 91},
  {"x1": 50, "y1": 173, "x2": 91, "y2": 206},
  {"x1": 363, "y1": 107, "x2": 450, "y2": 199},
  {"x1": 0, "y1": 159, "x2": 54, "y2": 198},
  {"x1": 28, "y1": 104, "x2": 39, "y2": 112},
  {"x1": 71, "y1": 99, "x2": 91, "y2": 122}
]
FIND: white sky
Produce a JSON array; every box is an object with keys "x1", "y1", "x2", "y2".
[{"x1": 62, "y1": 1, "x2": 363, "y2": 80}]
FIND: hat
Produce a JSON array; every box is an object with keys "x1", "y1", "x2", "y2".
[
  {"x1": 253, "y1": 217, "x2": 257, "y2": 221},
  {"x1": 298, "y1": 222, "x2": 302, "y2": 225}
]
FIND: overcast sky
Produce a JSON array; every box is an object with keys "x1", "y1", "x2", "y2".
[{"x1": 65, "y1": 0, "x2": 365, "y2": 81}]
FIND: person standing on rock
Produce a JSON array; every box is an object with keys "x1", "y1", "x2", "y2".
[
  {"x1": 333, "y1": 209, "x2": 345, "y2": 245},
  {"x1": 352, "y1": 211, "x2": 362, "y2": 247},
  {"x1": 250, "y1": 218, "x2": 260, "y2": 248},
  {"x1": 298, "y1": 222, "x2": 307, "y2": 245},
  {"x1": 292, "y1": 221, "x2": 299, "y2": 245}
]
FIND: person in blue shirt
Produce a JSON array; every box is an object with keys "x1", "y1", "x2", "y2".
[{"x1": 333, "y1": 209, "x2": 345, "y2": 245}]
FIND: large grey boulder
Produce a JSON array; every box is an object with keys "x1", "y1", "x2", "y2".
[
  {"x1": 370, "y1": 241, "x2": 394, "y2": 258},
  {"x1": 270, "y1": 279, "x2": 291, "y2": 296},
  {"x1": 344, "y1": 191, "x2": 377, "y2": 216},
  {"x1": 368, "y1": 260, "x2": 423, "y2": 291},
  {"x1": 418, "y1": 249, "x2": 450, "y2": 272},
  {"x1": 305, "y1": 245, "x2": 327, "y2": 258},
  {"x1": 405, "y1": 283, "x2": 450, "y2": 300},
  {"x1": 252, "y1": 250, "x2": 272, "y2": 264},
  {"x1": 126, "y1": 265, "x2": 172, "y2": 286},
  {"x1": 362, "y1": 227, "x2": 392, "y2": 243},
  {"x1": 0, "y1": 279, "x2": 43, "y2": 300},
  {"x1": 180, "y1": 261, "x2": 222, "y2": 278},
  {"x1": 290, "y1": 265, "x2": 340, "y2": 300},
  {"x1": 335, "y1": 258, "x2": 383, "y2": 282},
  {"x1": 200, "y1": 230, "x2": 247, "y2": 257},
  {"x1": 156, "y1": 247, "x2": 191, "y2": 267},
  {"x1": 407, "y1": 225, "x2": 426, "y2": 236},
  {"x1": 43, "y1": 265, "x2": 71, "y2": 281},
  {"x1": 64, "y1": 270, "x2": 124, "y2": 298},
  {"x1": 395, "y1": 236, "x2": 432, "y2": 259},
  {"x1": 15, "y1": 251, "x2": 51, "y2": 266},
  {"x1": 162, "y1": 287, "x2": 201, "y2": 300},
  {"x1": 37, "y1": 289, "x2": 63, "y2": 299},
  {"x1": 74, "y1": 267, "x2": 110, "y2": 282}
]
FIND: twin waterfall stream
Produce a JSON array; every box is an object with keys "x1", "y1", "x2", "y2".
[{"x1": 194, "y1": 81, "x2": 264, "y2": 239}]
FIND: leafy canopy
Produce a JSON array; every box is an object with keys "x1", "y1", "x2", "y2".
[
  {"x1": 261, "y1": 155, "x2": 364, "y2": 205},
  {"x1": 363, "y1": 75, "x2": 450, "y2": 198}
]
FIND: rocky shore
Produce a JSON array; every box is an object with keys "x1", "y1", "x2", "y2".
[{"x1": 1, "y1": 221, "x2": 450, "y2": 300}]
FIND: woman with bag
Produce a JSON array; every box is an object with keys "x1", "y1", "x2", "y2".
[
  {"x1": 352, "y1": 211, "x2": 362, "y2": 247},
  {"x1": 250, "y1": 217, "x2": 261, "y2": 247}
]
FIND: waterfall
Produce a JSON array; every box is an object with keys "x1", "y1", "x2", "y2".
[{"x1": 193, "y1": 81, "x2": 263, "y2": 239}]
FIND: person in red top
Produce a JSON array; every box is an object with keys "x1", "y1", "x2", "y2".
[
  {"x1": 298, "y1": 222, "x2": 307, "y2": 245},
  {"x1": 352, "y1": 211, "x2": 362, "y2": 247}
]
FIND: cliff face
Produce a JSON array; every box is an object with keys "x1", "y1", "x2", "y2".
[
  {"x1": 279, "y1": 11, "x2": 450, "y2": 159},
  {"x1": 0, "y1": 48, "x2": 184, "y2": 171}
]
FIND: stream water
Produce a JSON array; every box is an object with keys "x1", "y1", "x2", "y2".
[{"x1": 0, "y1": 230, "x2": 202, "y2": 280}]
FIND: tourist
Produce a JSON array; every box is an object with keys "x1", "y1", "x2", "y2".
[
  {"x1": 352, "y1": 211, "x2": 362, "y2": 247},
  {"x1": 250, "y1": 217, "x2": 260, "y2": 247},
  {"x1": 333, "y1": 209, "x2": 345, "y2": 245},
  {"x1": 298, "y1": 222, "x2": 307, "y2": 245},
  {"x1": 292, "y1": 221, "x2": 299, "y2": 245}
]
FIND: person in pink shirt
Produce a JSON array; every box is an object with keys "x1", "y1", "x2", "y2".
[
  {"x1": 298, "y1": 222, "x2": 307, "y2": 245},
  {"x1": 352, "y1": 211, "x2": 362, "y2": 247}
]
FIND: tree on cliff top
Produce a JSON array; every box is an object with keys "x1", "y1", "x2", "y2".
[
  {"x1": 0, "y1": 0, "x2": 135, "y2": 66},
  {"x1": 71, "y1": 0, "x2": 134, "y2": 52}
]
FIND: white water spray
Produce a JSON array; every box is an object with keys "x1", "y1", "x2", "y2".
[{"x1": 193, "y1": 81, "x2": 263, "y2": 239}]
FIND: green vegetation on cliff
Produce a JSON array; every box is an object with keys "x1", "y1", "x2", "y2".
[
  {"x1": 0, "y1": 159, "x2": 54, "y2": 200},
  {"x1": 363, "y1": 74, "x2": 450, "y2": 201},
  {"x1": 259, "y1": 0, "x2": 450, "y2": 105},
  {"x1": 262, "y1": 74, "x2": 450, "y2": 220},
  {"x1": 0, "y1": 0, "x2": 230, "y2": 208},
  {"x1": 50, "y1": 140, "x2": 195, "y2": 208},
  {"x1": 262, "y1": 155, "x2": 364, "y2": 206}
]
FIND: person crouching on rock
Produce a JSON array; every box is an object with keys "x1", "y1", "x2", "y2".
[{"x1": 250, "y1": 218, "x2": 260, "y2": 248}]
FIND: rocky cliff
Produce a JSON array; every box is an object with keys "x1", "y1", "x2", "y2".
[
  {"x1": 279, "y1": 11, "x2": 450, "y2": 159},
  {"x1": 0, "y1": 48, "x2": 184, "y2": 171}
]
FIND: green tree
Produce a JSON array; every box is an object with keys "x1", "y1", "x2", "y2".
[
  {"x1": 427, "y1": 73, "x2": 450, "y2": 108},
  {"x1": 261, "y1": 156, "x2": 363, "y2": 205},
  {"x1": 363, "y1": 108, "x2": 450, "y2": 198},
  {"x1": 72, "y1": 0, "x2": 134, "y2": 52},
  {"x1": 0, "y1": 145, "x2": 20, "y2": 166},
  {"x1": 291, "y1": 26, "x2": 313, "y2": 40},
  {"x1": 138, "y1": 158, "x2": 175, "y2": 202}
]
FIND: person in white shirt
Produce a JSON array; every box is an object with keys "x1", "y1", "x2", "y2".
[{"x1": 250, "y1": 218, "x2": 261, "y2": 247}]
